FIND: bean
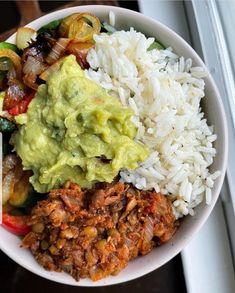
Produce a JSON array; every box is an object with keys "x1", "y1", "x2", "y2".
[
  {"x1": 95, "y1": 239, "x2": 107, "y2": 251},
  {"x1": 83, "y1": 226, "x2": 97, "y2": 238},
  {"x1": 49, "y1": 245, "x2": 59, "y2": 255},
  {"x1": 60, "y1": 228, "x2": 75, "y2": 239},
  {"x1": 56, "y1": 239, "x2": 66, "y2": 249},
  {"x1": 32, "y1": 223, "x2": 45, "y2": 233},
  {"x1": 40, "y1": 240, "x2": 49, "y2": 250}
]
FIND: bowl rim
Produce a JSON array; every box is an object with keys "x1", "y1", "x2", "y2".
[{"x1": 0, "y1": 4, "x2": 228, "y2": 287}]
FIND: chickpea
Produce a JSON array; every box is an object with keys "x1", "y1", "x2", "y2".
[
  {"x1": 32, "y1": 223, "x2": 45, "y2": 233},
  {"x1": 83, "y1": 226, "x2": 98, "y2": 238},
  {"x1": 95, "y1": 239, "x2": 107, "y2": 251},
  {"x1": 40, "y1": 240, "x2": 49, "y2": 250},
  {"x1": 49, "y1": 245, "x2": 59, "y2": 255}
]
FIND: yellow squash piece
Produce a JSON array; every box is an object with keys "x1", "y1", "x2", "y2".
[
  {"x1": 9, "y1": 173, "x2": 31, "y2": 207},
  {"x1": 0, "y1": 49, "x2": 22, "y2": 77},
  {"x1": 16, "y1": 27, "x2": 36, "y2": 50}
]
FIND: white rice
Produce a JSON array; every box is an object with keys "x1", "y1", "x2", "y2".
[
  {"x1": 109, "y1": 11, "x2": 115, "y2": 27},
  {"x1": 85, "y1": 28, "x2": 220, "y2": 219}
]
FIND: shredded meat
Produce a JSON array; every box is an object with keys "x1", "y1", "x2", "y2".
[{"x1": 22, "y1": 182, "x2": 178, "y2": 281}]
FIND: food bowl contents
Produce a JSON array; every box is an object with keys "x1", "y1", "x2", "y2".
[
  {"x1": 0, "y1": 10, "x2": 221, "y2": 282},
  {"x1": 13, "y1": 55, "x2": 149, "y2": 193},
  {"x1": 22, "y1": 181, "x2": 177, "y2": 281},
  {"x1": 85, "y1": 28, "x2": 221, "y2": 218}
]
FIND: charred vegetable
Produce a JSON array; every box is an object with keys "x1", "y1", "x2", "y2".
[
  {"x1": 3, "y1": 80, "x2": 25, "y2": 110},
  {"x1": 59, "y1": 13, "x2": 101, "y2": 42},
  {"x1": 45, "y1": 38, "x2": 70, "y2": 65},
  {"x1": 66, "y1": 41, "x2": 94, "y2": 69},
  {"x1": 7, "y1": 92, "x2": 34, "y2": 116},
  {"x1": 0, "y1": 117, "x2": 16, "y2": 132},
  {"x1": 2, "y1": 154, "x2": 31, "y2": 206}
]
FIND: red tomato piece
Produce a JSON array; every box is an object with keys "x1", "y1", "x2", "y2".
[
  {"x1": 8, "y1": 92, "x2": 35, "y2": 116},
  {"x1": 2, "y1": 213, "x2": 31, "y2": 236}
]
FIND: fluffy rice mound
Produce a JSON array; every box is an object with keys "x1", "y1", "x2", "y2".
[{"x1": 85, "y1": 28, "x2": 220, "y2": 218}]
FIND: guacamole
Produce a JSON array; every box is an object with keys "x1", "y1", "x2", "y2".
[{"x1": 14, "y1": 55, "x2": 149, "y2": 192}]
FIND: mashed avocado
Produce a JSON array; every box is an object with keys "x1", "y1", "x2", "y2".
[{"x1": 14, "y1": 55, "x2": 149, "y2": 192}]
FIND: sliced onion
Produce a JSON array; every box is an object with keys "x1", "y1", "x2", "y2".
[
  {"x1": 22, "y1": 55, "x2": 48, "y2": 90},
  {"x1": 39, "y1": 57, "x2": 65, "y2": 81},
  {"x1": 2, "y1": 154, "x2": 30, "y2": 206},
  {"x1": 23, "y1": 56, "x2": 47, "y2": 76},
  {"x1": 45, "y1": 38, "x2": 71, "y2": 65},
  {"x1": 3, "y1": 81, "x2": 25, "y2": 110},
  {"x1": 126, "y1": 197, "x2": 137, "y2": 212},
  {"x1": 120, "y1": 197, "x2": 137, "y2": 220},
  {"x1": 2, "y1": 171, "x2": 15, "y2": 204},
  {"x1": 2, "y1": 154, "x2": 19, "y2": 205},
  {"x1": 2, "y1": 154, "x2": 18, "y2": 177},
  {"x1": 23, "y1": 73, "x2": 38, "y2": 90},
  {"x1": 59, "y1": 13, "x2": 80, "y2": 37},
  {"x1": 7, "y1": 67, "x2": 17, "y2": 83},
  {"x1": 142, "y1": 216, "x2": 154, "y2": 245},
  {"x1": 67, "y1": 13, "x2": 101, "y2": 42},
  {"x1": 66, "y1": 41, "x2": 93, "y2": 69}
]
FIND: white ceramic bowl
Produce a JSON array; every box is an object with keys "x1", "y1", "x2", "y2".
[{"x1": 0, "y1": 5, "x2": 228, "y2": 286}]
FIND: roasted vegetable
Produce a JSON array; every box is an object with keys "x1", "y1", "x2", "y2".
[
  {"x1": 0, "y1": 42, "x2": 18, "y2": 53},
  {"x1": 59, "y1": 13, "x2": 101, "y2": 42},
  {"x1": 7, "y1": 92, "x2": 34, "y2": 116},
  {"x1": 0, "y1": 117, "x2": 16, "y2": 132},
  {"x1": 66, "y1": 41, "x2": 94, "y2": 69},
  {"x1": 17, "y1": 189, "x2": 47, "y2": 211},
  {"x1": 2, "y1": 213, "x2": 30, "y2": 236},
  {"x1": 45, "y1": 38, "x2": 70, "y2": 65},
  {"x1": 3, "y1": 81, "x2": 25, "y2": 110},
  {"x1": 0, "y1": 58, "x2": 12, "y2": 71},
  {"x1": 0, "y1": 49, "x2": 22, "y2": 77},
  {"x1": 2, "y1": 154, "x2": 31, "y2": 206},
  {"x1": 39, "y1": 57, "x2": 64, "y2": 81},
  {"x1": 16, "y1": 27, "x2": 36, "y2": 50},
  {"x1": 2, "y1": 134, "x2": 13, "y2": 156},
  {"x1": 59, "y1": 13, "x2": 80, "y2": 37},
  {"x1": 0, "y1": 40, "x2": 17, "y2": 81}
]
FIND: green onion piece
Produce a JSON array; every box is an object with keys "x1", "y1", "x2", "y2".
[{"x1": 0, "y1": 58, "x2": 12, "y2": 71}]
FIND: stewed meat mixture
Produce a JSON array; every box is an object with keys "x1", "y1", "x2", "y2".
[{"x1": 22, "y1": 182, "x2": 178, "y2": 281}]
